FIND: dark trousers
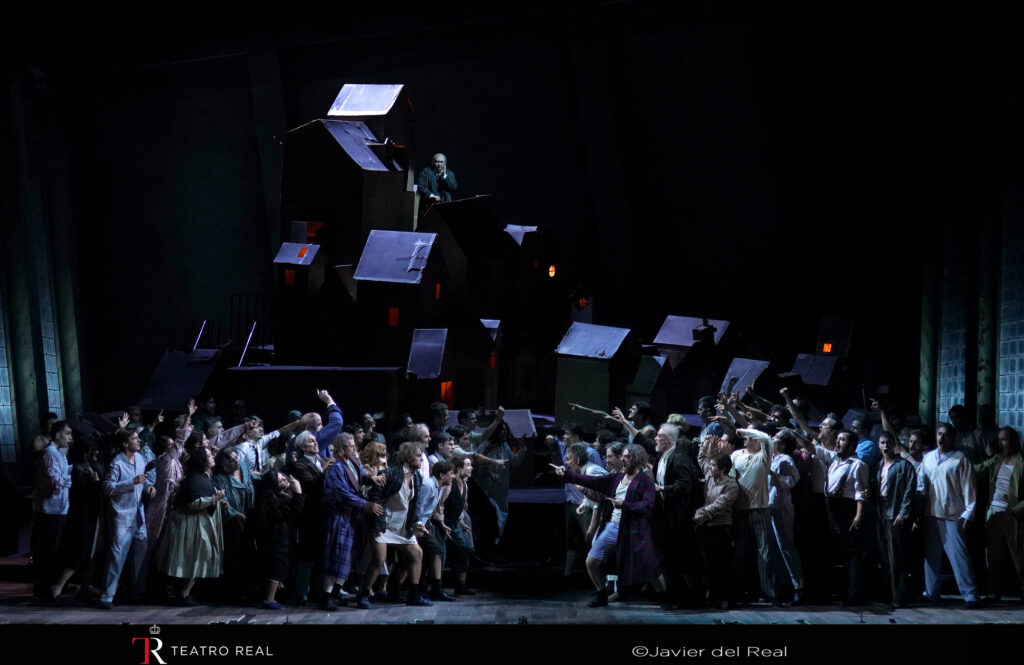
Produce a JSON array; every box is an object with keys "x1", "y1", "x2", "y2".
[
  {"x1": 827, "y1": 497, "x2": 862, "y2": 601},
  {"x1": 877, "y1": 516, "x2": 911, "y2": 605},
  {"x1": 31, "y1": 513, "x2": 65, "y2": 597},
  {"x1": 697, "y1": 524, "x2": 733, "y2": 604},
  {"x1": 800, "y1": 493, "x2": 832, "y2": 600}
]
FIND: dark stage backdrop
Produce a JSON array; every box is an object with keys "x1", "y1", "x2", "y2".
[{"x1": 11, "y1": 4, "x2": 1013, "y2": 413}]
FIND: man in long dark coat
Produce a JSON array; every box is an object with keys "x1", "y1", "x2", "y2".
[
  {"x1": 285, "y1": 431, "x2": 328, "y2": 604},
  {"x1": 653, "y1": 423, "x2": 702, "y2": 608}
]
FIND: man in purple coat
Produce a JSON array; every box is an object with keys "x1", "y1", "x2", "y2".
[
  {"x1": 553, "y1": 443, "x2": 666, "y2": 607},
  {"x1": 319, "y1": 432, "x2": 383, "y2": 610}
]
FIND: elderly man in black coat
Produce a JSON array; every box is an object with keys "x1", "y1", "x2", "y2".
[
  {"x1": 285, "y1": 431, "x2": 329, "y2": 604},
  {"x1": 417, "y1": 153, "x2": 457, "y2": 215},
  {"x1": 653, "y1": 423, "x2": 702, "y2": 608}
]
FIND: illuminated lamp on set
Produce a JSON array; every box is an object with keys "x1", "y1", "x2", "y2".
[
  {"x1": 440, "y1": 381, "x2": 454, "y2": 405},
  {"x1": 297, "y1": 246, "x2": 308, "y2": 259},
  {"x1": 822, "y1": 343, "x2": 832, "y2": 354},
  {"x1": 577, "y1": 297, "x2": 588, "y2": 309},
  {"x1": 284, "y1": 269, "x2": 296, "y2": 287},
  {"x1": 387, "y1": 308, "x2": 399, "y2": 327},
  {"x1": 435, "y1": 283, "x2": 442, "y2": 300},
  {"x1": 490, "y1": 351, "x2": 497, "y2": 369},
  {"x1": 548, "y1": 265, "x2": 556, "y2": 278}
]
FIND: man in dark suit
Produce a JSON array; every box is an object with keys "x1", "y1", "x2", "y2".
[
  {"x1": 653, "y1": 423, "x2": 701, "y2": 608},
  {"x1": 417, "y1": 153, "x2": 457, "y2": 216},
  {"x1": 285, "y1": 431, "x2": 329, "y2": 604}
]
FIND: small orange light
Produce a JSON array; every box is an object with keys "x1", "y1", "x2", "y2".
[
  {"x1": 490, "y1": 351, "x2": 497, "y2": 369},
  {"x1": 284, "y1": 269, "x2": 295, "y2": 287},
  {"x1": 435, "y1": 283, "x2": 441, "y2": 300},
  {"x1": 548, "y1": 265, "x2": 556, "y2": 278},
  {"x1": 297, "y1": 246, "x2": 308, "y2": 259},
  {"x1": 823, "y1": 343, "x2": 832, "y2": 353},
  {"x1": 578, "y1": 298, "x2": 588, "y2": 309},
  {"x1": 387, "y1": 308, "x2": 399, "y2": 327}
]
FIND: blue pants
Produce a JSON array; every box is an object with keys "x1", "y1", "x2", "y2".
[
  {"x1": 923, "y1": 516, "x2": 977, "y2": 602},
  {"x1": 770, "y1": 501, "x2": 804, "y2": 590},
  {"x1": 102, "y1": 523, "x2": 148, "y2": 604}
]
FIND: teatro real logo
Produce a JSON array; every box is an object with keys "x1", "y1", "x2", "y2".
[{"x1": 132, "y1": 626, "x2": 167, "y2": 664}]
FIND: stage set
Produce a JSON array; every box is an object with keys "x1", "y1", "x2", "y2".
[{"x1": 2, "y1": 5, "x2": 1024, "y2": 650}]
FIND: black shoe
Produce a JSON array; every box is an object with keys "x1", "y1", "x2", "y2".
[
  {"x1": 454, "y1": 586, "x2": 476, "y2": 596},
  {"x1": 407, "y1": 596, "x2": 433, "y2": 607},
  {"x1": 963, "y1": 600, "x2": 981, "y2": 610},
  {"x1": 432, "y1": 591, "x2": 456, "y2": 602},
  {"x1": 318, "y1": 596, "x2": 339, "y2": 611},
  {"x1": 588, "y1": 590, "x2": 611, "y2": 608}
]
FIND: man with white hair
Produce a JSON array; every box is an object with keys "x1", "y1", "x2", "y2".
[{"x1": 653, "y1": 423, "x2": 701, "y2": 607}]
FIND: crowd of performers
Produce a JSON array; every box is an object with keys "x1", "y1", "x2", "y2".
[
  {"x1": 27, "y1": 384, "x2": 1024, "y2": 612},
  {"x1": 29, "y1": 391, "x2": 521, "y2": 610}
]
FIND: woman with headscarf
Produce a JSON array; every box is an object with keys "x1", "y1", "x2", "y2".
[{"x1": 155, "y1": 445, "x2": 226, "y2": 605}]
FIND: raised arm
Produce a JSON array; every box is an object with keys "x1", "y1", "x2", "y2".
[
  {"x1": 611, "y1": 406, "x2": 639, "y2": 438},
  {"x1": 780, "y1": 387, "x2": 814, "y2": 439},
  {"x1": 478, "y1": 406, "x2": 506, "y2": 443}
]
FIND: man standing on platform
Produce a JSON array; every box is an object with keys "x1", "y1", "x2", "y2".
[{"x1": 417, "y1": 153, "x2": 457, "y2": 213}]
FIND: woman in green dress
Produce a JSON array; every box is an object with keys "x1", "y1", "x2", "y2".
[{"x1": 156, "y1": 445, "x2": 226, "y2": 605}]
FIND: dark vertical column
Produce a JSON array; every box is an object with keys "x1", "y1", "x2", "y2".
[
  {"x1": 564, "y1": 7, "x2": 635, "y2": 324},
  {"x1": 247, "y1": 32, "x2": 289, "y2": 259},
  {"x1": 38, "y1": 82, "x2": 84, "y2": 420},
  {"x1": 977, "y1": 164, "x2": 1000, "y2": 417},
  {"x1": 999, "y1": 97, "x2": 1024, "y2": 431},
  {"x1": 918, "y1": 227, "x2": 940, "y2": 425},
  {"x1": 3, "y1": 66, "x2": 47, "y2": 472}
]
